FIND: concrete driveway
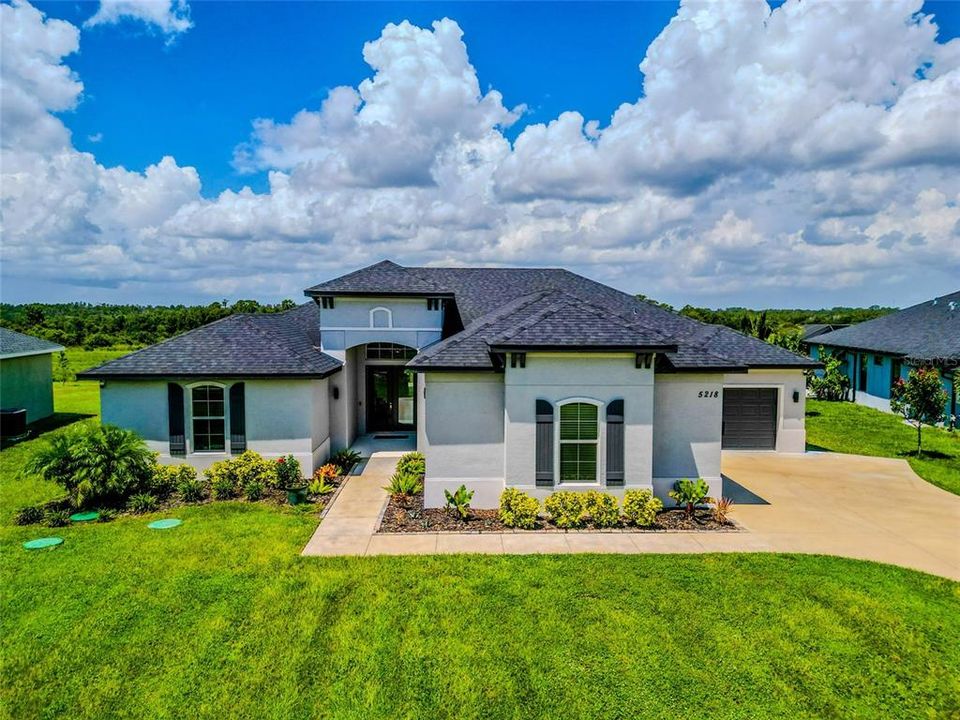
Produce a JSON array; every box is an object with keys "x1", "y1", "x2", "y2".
[{"x1": 722, "y1": 452, "x2": 960, "y2": 580}]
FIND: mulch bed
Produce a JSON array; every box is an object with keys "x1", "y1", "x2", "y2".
[{"x1": 378, "y1": 494, "x2": 738, "y2": 533}]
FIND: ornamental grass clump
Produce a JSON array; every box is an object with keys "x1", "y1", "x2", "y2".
[
  {"x1": 498, "y1": 488, "x2": 539, "y2": 529},
  {"x1": 621, "y1": 489, "x2": 662, "y2": 527}
]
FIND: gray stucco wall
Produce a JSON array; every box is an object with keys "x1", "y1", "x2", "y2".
[
  {"x1": 101, "y1": 377, "x2": 331, "y2": 474},
  {"x1": 422, "y1": 372, "x2": 505, "y2": 508},
  {"x1": 0, "y1": 354, "x2": 55, "y2": 424},
  {"x1": 652, "y1": 373, "x2": 723, "y2": 500},
  {"x1": 320, "y1": 297, "x2": 442, "y2": 352},
  {"x1": 421, "y1": 353, "x2": 656, "y2": 509}
]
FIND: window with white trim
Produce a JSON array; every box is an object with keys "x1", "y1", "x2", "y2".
[
  {"x1": 558, "y1": 402, "x2": 598, "y2": 483},
  {"x1": 370, "y1": 307, "x2": 392, "y2": 328},
  {"x1": 192, "y1": 385, "x2": 225, "y2": 452}
]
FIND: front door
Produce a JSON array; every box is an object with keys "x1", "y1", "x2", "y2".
[{"x1": 366, "y1": 367, "x2": 416, "y2": 431}]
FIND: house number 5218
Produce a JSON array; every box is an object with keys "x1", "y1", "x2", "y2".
[{"x1": 698, "y1": 390, "x2": 719, "y2": 398}]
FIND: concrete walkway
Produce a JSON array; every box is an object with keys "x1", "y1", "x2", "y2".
[{"x1": 303, "y1": 451, "x2": 960, "y2": 580}]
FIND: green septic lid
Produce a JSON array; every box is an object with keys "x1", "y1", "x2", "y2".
[
  {"x1": 23, "y1": 537, "x2": 63, "y2": 550},
  {"x1": 148, "y1": 518, "x2": 182, "y2": 530},
  {"x1": 70, "y1": 511, "x2": 99, "y2": 522}
]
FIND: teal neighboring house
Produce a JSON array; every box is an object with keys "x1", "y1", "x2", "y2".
[
  {"x1": 806, "y1": 291, "x2": 959, "y2": 426},
  {"x1": 0, "y1": 328, "x2": 64, "y2": 425}
]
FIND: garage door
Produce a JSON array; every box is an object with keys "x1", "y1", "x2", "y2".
[{"x1": 722, "y1": 388, "x2": 777, "y2": 450}]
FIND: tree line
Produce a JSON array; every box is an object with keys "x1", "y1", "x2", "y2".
[
  {"x1": 1, "y1": 299, "x2": 895, "y2": 352},
  {"x1": 0, "y1": 300, "x2": 298, "y2": 349}
]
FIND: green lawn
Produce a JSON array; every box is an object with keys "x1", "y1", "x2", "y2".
[
  {"x1": 52, "y1": 346, "x2": 133, "y2": 383},
  {"x1": 806, "y1": 399, "x2": 960, "y2": 496},
  {"x1": 1, "y1": 389, "x2": 958, "y2": 718}
]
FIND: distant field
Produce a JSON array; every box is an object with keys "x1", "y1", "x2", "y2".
[{"x1": 51, "y1": 346, "x2": 133, "y2": 381}]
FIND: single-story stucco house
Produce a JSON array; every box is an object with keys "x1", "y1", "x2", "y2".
[
  {"x1": 807, "y1": 291, "x2": 958, "y2": 425},
  {"x1": 0, "y1": 327, "x2": 64, "y2": 428},
  {"x1": 80, "y1": 261, "x2": 819, "y2": 508}
]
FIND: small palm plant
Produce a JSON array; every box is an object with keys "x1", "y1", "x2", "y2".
[
  {"x1": 444, "y1": 484, "x2": 474, "y2": 520},
  {"x1": 668, "y1": 478, "x2": 710, "y2": 518},
  {"x1": 27, "y1": 424, "x2": 155, "y2": 508}
]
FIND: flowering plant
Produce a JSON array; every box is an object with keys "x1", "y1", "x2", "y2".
[{"x1": 275, "y1": 454, "x2": 303, "y2": 488}]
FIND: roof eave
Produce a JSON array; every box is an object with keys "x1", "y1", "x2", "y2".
[
  {"x1": 488, "y1": 343, "x2": 679, "y2": 353},
  {"x1": 1, "y1": 346, "x2": 65, "y2": 360},
  {"x1": 77, "y1": 366, "x2": 343, "y2": 381}
]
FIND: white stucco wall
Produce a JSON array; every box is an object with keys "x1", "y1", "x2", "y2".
[
  {"x1": 723, "y1": 369, "x2": 807, "y2": 452},
  {"x1": 422, "y1": 372, "x2": 505, "y2": 509},
  {"x1": 652, "y1": 374, "x2": 723, "y2": 500},
  {"x1": 0, "y1": 353, "x2": 56, "y2": 424},
  {"x1": 101, "y1": 377, "x2": 331, "y2": 474}
]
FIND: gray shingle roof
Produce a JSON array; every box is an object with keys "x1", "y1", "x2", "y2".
[
  {"x1": 383, "y1": 264, "x2": 818, "y2": 371},
  {"x1": 305, "y1": 260, "x2": 451, "y2": 296},
  {"x1": 0, "y1": 328, "x2": 64, "y2": 359},
  {"x1": 811, "y1": 291, "x2": 960, "y2": 361},
  {"x1": 78, "y1": 303, "x2": 342, "y2": 379}
]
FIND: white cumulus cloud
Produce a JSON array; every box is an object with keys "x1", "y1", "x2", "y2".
[{"x1": 84, "y1": 0, "x2": 192, "y2": 37}]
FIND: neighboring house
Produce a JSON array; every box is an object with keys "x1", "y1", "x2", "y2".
[
  {"x1": 801, "y1": 323, "x2": 848, "y2": 342},
  {"x1": 807, "y1": 291, "x2": 958, "y2": 423},
  {"x1": 80, "y1": 261, "x2": 818, "y2": 507},
  {"x1": 0, "y1": 328, "x2": 64, "y2": 424}
]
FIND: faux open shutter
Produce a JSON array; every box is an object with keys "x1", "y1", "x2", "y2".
[
  {"x1": 167, "y1": 383, "x2": 186, "y2": 456},
  {"x1": 230, "y1": 382, "x2": 246, "y2": 454},
  {"x1": 606, "y1": 399, "x2": 624, "y2": 486},
  {"x1": 535, "y1": 399, "x2": 554, "y2": 487}
]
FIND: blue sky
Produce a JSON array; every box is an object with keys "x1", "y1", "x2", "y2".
[
  {"x1": 37, "y1": 2, "x2": 686, "y2": 197},
  {"x1": 4, "y1": 0, "x2": 960, "y2": 308}
]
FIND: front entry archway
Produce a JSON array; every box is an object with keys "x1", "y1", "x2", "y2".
[{"x1": 366, "y1": 366, "x2": 416, "y2": 432}]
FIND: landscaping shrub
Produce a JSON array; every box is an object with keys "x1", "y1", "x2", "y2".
[
  {"x1": 384, "y1": 469, "x2": 423, "y2": 497},
  {"x1": 712, "y1": 496, "x2": 735, "y2": 524},
  {"x1": 544, "y1": 491, "x2": 587, "y2": 529},
  {"x1": 43, "y1": 509, "x2": 71, "y2": 527},
  {"x1": 329, "y1": 449, "x2": 361, "y2": 473},
  {"x1": 27, "y1": 424, "x2": 155, "y2": 508},
  {"x1": 127, "y1": 493, "x2": 158, "y2": 514},
  {"x1": 668, "y1": 478, "x2": 711, "y2": 517},
  {"x1": 150, "y1": 463, "x2": 195, "y2": 499},
  {"x1": 177, "y1": 475, "x2": 206, "y2": 503},
  {"x1": 622, "y1": 489, "x2": 662, "y2": 526},
  {"x1": 582, "y1": 491, "x2": 619, "y2": 528},
  {"x1": 498, "y1": 488, "x2": 539, "y2": 529},
  {"x1": 13, "y1": 505, "x2": 44, "y2": 526},
  {"x1": 444, "y1": 484, "x2": 474, "y2": 520},
  {"x1": 97, "y1": 509, "x2": 118, "y2": 523},
  {"x1": 210, "y1": 474, "x2": 236, "y2": 500},
  {"x1": 395, "y1": 451, "x2": 425, "y2": 478},
  {"x1": 233, "y1": 451, "x2": 277, "y2": 489},
  {"x1": 809, "y1": 348, "x2": 850, "y2": 401},
  {"x1": 274, "y1": 455, "x2": 303, "y2": 488},
  {"x1": 242, "y1": 479, "x2": 265, "y2": 502}
]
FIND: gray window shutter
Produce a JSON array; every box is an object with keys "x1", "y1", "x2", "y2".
[
  {"x1": 230, "y1": 383, "x2": 246, "y2": 454},
  {"x1": 535, "y1": 399, "x2": 554, "y2": 487},
  {"x1": 606, "y1": 399, "x2": 624, "y2": 486},
  {"x1": 167, "y1": 383, "x2": 186, "y2": 457}
]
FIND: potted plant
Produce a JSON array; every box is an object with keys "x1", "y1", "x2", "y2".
[{"x1": 275, "y1": 455, "x2": 306, "y2": 504}]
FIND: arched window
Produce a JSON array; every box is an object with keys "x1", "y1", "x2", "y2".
[
  {"x1": 191, "y1": 385, "x2": 225, "y2": 452},
  {"x1": 370, "y1": 307, "x2": 392, "y2": 328},
  {"x1": 558, "y1": 401, "x2": 599, "y2": 483}
]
